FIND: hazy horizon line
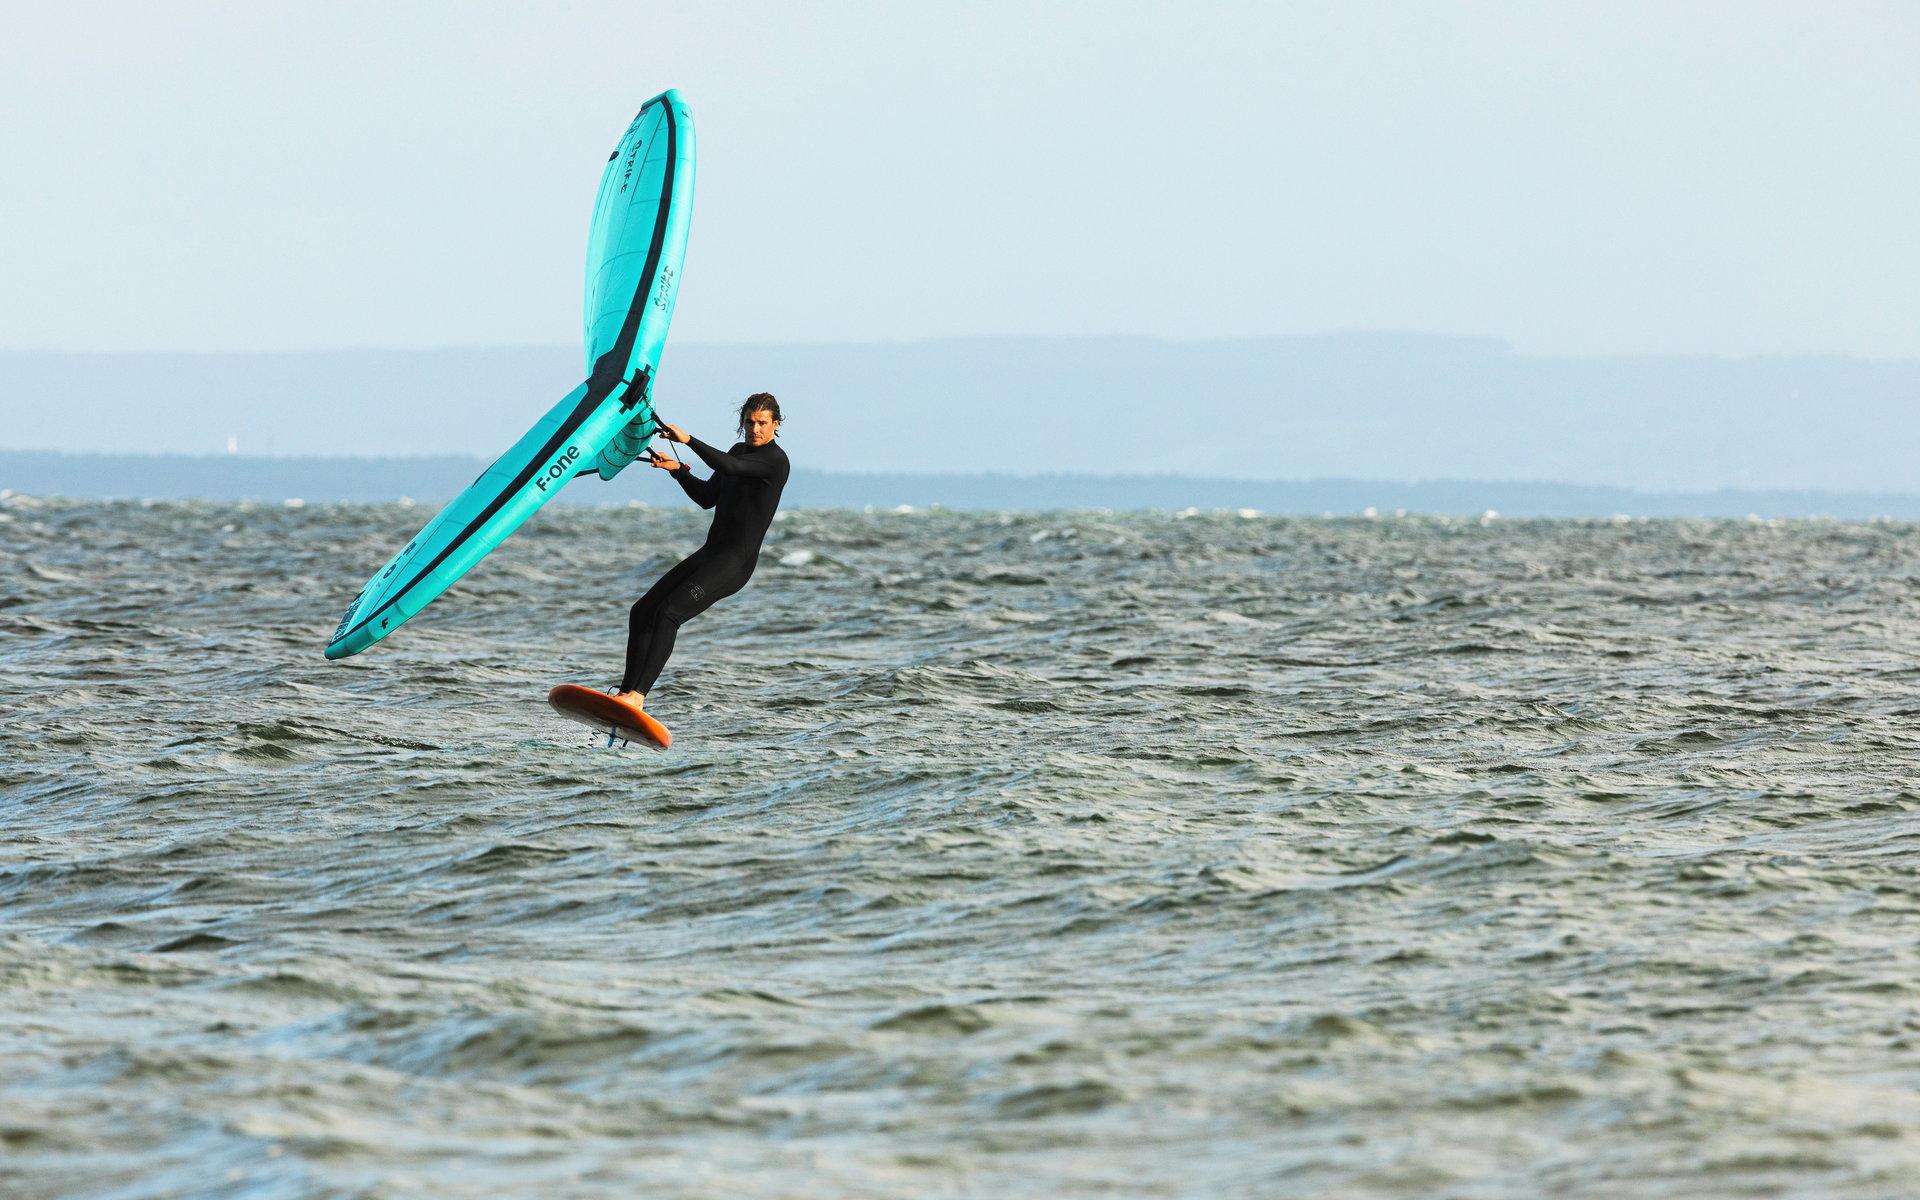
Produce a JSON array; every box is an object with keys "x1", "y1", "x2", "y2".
[{"x1": 3, "y1": 333, "x2": 1915, "y2": 364}]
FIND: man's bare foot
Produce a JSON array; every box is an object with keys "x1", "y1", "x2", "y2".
[{"x1": 615, "y1": 690, "x2": 645, "y2": 709}]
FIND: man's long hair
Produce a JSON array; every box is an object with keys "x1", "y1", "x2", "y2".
[{"x1": 737, "y1": 392, "x2": 781, "y2": 440}]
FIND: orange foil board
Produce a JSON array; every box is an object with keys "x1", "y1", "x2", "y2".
[{"x1": 547, "y1": 684, "x2": 672, "y2": 749}]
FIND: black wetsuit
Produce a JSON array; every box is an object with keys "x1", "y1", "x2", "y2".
[{"x1": 621, "y1": 436, "x2": 790, "y2": 695}]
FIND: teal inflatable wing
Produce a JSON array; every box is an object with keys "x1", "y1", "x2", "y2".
[
  {"x1": 582, "y1": 95, "x2": 694, "y2": 481},
  {"x1": 324, "y1": 90, "x2": 695, "y2": 660}
]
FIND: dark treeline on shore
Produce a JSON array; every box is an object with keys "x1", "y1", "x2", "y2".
[{"x1": 5, "y1": 336, "x2": 1919, "y2": 494}]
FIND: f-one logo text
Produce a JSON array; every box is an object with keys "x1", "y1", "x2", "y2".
[{"x1": 536, "y1": 446, "x2": 582, "y2": 490}]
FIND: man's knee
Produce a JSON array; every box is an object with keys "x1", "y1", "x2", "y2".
[{"x1": 664, "y1": 580, "x2": 714, "y2": 623}]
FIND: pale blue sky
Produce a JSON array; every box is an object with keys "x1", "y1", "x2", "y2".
[{"x1": 3, "y1": 1, "x2": 1915, "y2": 356}]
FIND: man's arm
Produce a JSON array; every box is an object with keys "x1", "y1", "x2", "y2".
[
  {"x1": 647, "y1": 449, "x2": 718, "y2": 508},
  {"x1": 685, "y1": 436, "x2": 779, "y2": 479},
  {"x1": 674, "y1": 467, "x2": 719, "y2": 508}
]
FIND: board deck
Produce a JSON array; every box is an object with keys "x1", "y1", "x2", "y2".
[{"x1": 548, "y1": 684, "x2": 672, "y2": 749}]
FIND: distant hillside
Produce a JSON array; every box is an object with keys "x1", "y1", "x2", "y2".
[
  {"x1": 1, "y1": 336, "x2": 1917, "y2": 494},
  {"x1": 6, "y1": 452, "x2": 1919, "y2": 519}
]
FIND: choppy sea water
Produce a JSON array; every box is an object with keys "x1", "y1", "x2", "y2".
[{"x1": 5, "y1": 495, "x2": 1920, "y2": 1199}]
